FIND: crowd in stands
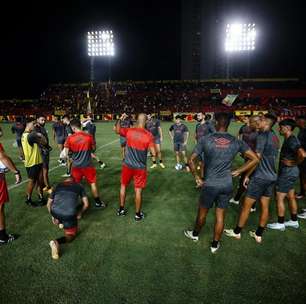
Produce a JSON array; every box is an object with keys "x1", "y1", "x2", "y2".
[{"x1": 1, "y1": 79, "x2": 306, "y2": 117}]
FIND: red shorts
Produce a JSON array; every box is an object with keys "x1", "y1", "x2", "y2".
[
  {"x1": 64, "y1": 226, "x2": 78, "y2": 236},
  {"x1": 0, "y1": 175, "x2": 9, "y2": 205},
  {"x1": 121, "y1": 165, "x2": 147, "y2": 189},
  {"x1": 71, "y1": 167, "x2": 97, "y2": 184}
]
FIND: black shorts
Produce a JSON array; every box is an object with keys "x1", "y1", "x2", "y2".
[
  {"x1": 42, "y1": 153, "x2": 50, "y2": 169},
  {"x1": 26, "y1": 164, "x2": 43, "y2": 181},
  {"x1": 246, "y1": 177, "x2": 275, "y2": 200},
  {"x1": 174, "y1": 143, "x2": 186, "y2": 152},
  {"x1": 50, "y1": 211, "x2": 77, "y2": 229},
  {"x1": 199, "y1": 183, "x2": 232, "y2": 209},
  {"x1": 16, "y1": 139, "x2": 22, "y2": 148},
  {"x1": 276, "y1": 167, "x2": 299, "y2": 193},
  {"x1": 56, "y1": 136, "x2": 65, "y2": 145}
]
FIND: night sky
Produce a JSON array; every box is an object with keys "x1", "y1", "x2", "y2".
[{"x1": 0, "y1": 0, "x2": 305, "y2": 98}]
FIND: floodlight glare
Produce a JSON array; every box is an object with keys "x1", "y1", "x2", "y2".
[
  {"x1": 87, "y1": 29, "x2": 115, "y2": 57},
  {"x1": 225, "y1": 23, "x2": 256, "y2": 52}
]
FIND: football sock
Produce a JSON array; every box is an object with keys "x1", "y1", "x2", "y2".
[
  {"x1": 94, "y1": 197, "x2": 101, "y2": 204},
  {"x1": 136, "y1": 212, "x2": 141, "y2": 217},
  {"x1": 159, "y1": 160, "x2": 163, "y2": 163},
  {"x1": 211, "y1": 240, "x2": 219, "y2": 248},
  {"x1": 192, "y1": 230, "x2": 199, "y2": 237},
  {"x1": 234, "y1": 226, "x2": 242, "y2": 234},
  {"x1": 278, "y1": 216, "x2": 285, "y2": 224},
  {"x1": 251, "y1": 202, "x2": 256, "y2": 209},
  {"x1": 255, "y1": 226, "x2": 265, "y2": 237},
  {"x1": 291, "y1": 213, "x2": 298, "y2": 221},
  {"x1": 153, "y1": 161, "x2": 157, "y2": 164},
  {"x1": 119, "y1": 206, "x2": 125, "y2": 211},
  {"x1": 0, "y1": 229, "x2": 8, "y2": 240}
]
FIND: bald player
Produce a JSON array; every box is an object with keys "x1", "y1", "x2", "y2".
[{"x1": 115, "y1": 113, "x2": 156, "y2": 221}]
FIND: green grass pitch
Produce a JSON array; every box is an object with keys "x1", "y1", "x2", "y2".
[{"x1": 0, "y1": 121, "x2": 306, "y2": 304}]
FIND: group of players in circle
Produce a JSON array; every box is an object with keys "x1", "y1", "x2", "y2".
[{"x1": 0, "y1": 112, "x2": 306, "y2": 258}]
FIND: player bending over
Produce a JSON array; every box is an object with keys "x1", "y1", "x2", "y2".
[
  {"x1": 115, "y1": 113, "x2": 156, "y2": 221},
  {"x1": 47, "y1": 177, "x2": 89, "y2": 259},
  {"x1": 184, "y1": 112, "x2": 259, "y2": 253}
]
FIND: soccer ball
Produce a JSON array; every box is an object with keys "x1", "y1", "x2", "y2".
[{"x1": 175, "y1": 163, "x2": 183, "y2": 171}]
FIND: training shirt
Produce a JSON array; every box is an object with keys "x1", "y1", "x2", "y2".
[
  {"x1": 50, "y1": 182, "x2": 86, "y2": 217},
  {"x1": 120, "y1": 119, "x2": 133, "y2": 129},
  {"x1": 239, "y1": 124, "x2": 258, "y2": 152},
  {"x1": 52, "y1": 122, "x2": 65, "y2": 139},
  {"x1": 21, "y1": 132, "x2": 43, "y2": 167},
  {"x1": 120, "y1": 128, "x2": 154, "y2": 169},
  {"x1": 195, "y1": 121, "x2": 215, "y2": 141},
  {"x1": 11, "y1": 122, "x2": 25, "y2": 140},
  {"x1": 298, "y1": 128, "x2": 306, "y2": 150},
  {"x1": 35, "y1": 125, "x2": 49, "y2": 145},
  {"x1": 193, "y1": 132, "x2": 249, "y2": 186},
  {"x1": 252, "y1": 131, "x2": 279, "y2": 181},
  {"x1": 64, "y1": 131, "x2": 94, "y2": 168},
  {"x1": 169, "y1": 123, "x2": 189, "y2": 143},
  {"x1": 279, "y1": 135, "x2": 301, "y2": 177},
  {"x1": 64, "y1": 124, "x2": 73, "y2": 139},
  {"x1": 83, "y1": 121, "x2": 96, "y2": 141},
  {"x1": 146, "y1": 119, "x2": 161, "y2": 138}
]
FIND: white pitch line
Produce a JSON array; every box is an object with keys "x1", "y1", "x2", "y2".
[{"x1": 8, "y1": 138, "x2": 119, "y2": 191}]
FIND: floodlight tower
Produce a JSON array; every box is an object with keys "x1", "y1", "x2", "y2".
[
  {"x1": 224, "y1": 23, "x2": 256, "y2": 78},
  {"x1": 87, "y1": 30, "x2": 115, "y2": 83}
]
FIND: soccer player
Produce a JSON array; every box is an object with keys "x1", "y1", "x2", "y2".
[
  {"x1": 11, "y1": 116, "x2": 25, "y2": 161},
  {"x1": 47, "y1": 177, "x2": 89, "y2": 259},
  {"x1": 21, "y1": 117, "x2": 47, "y2": 207},
  {"x1": 0, "y1": 143, "x2": 21, "y2": 245},
  {"x1": 62, "y1": 119, "x2": 106, "y2": 208},
  {"x1": 169, "y1": 115, "x2": 190, "y2": 172},
  {"x1": 230, "y1": 115, "x2": 260, "y2": 207},
  {"x1": 52, "y1": 116, "x2": 66, "y2": 163},
  {"x1": 184, "y1": 112, "x2": 259, "y2": 253},
  {"x1": 296, "y1": 115, "x2": 306, "y2": 200},
  {"x1": 146, "y1": 113, "x2": 165, "y2": 169},
  {"x1": 36, "y1": 115, "x2": 52, "y2": 191},
  {"x1": 115, "y1": 113, "x2": 156, "y2": 221},
  {"x1": 115, "y1": 113, "x2": 133, "y2": 160},
  {"x1": 82, "y1": 115, "x2": 106, "y2": 169},
  {"x1": 225, "y1": 114, "x2": 279, "y2": 243},
  {"x1": 62, "y1": 115, "x2": 73, "y2": 177},
  {"x1": 267, "y1": 119, "x2": 306, "y2": 230}
]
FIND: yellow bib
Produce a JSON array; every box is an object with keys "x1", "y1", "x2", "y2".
[{"x1": 21, "y1": 132, "x2": 42, "y2": 167}]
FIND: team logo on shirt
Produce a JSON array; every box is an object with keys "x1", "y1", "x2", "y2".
[{"x1": 214, "y1": 138, "x2": 230, "y2": 148}]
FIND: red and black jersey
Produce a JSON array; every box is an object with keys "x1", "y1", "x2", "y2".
[
  {"x1": 64, "y1": 131, "x2": 94, "y2": 168},
  {"x1": 120, "y1": 128, "x2": 154, "y2": 169}
]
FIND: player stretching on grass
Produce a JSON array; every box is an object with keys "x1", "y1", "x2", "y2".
[
  {"x1": 225, "y1": 114, "x2": 279, "y2": 243},
  {"x1": 146, "y1": 114, "x2": 165, "y2": 169},
  {"x1": 184, "y1": 112, "x2": 259, "y2": 253},
  {"x1": 267, "y1": 119, "x2": 306, "y2": 230},
  {"x1": 115, "y1": 113, "x2": 156, "y2": 221},
  {"x1": 48, "y1": 177, "x2": 89, "y2": 259},
  {"x1": 62, "y1": 119, "x2": 106, "y2": 208},
  {"x1": 0, "y1": 143, "x2": 21, "y2": 245},
  {"x1": 169, "y1": 115, "x2": 190, "y2": 172}
]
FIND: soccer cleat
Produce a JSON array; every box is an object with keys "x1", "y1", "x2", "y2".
[
  {"x1": 296, "y1": 193, "x2": 304, "y2": 199},
  {"x1": 117, "y1": 208, "x2": 127, "y2": 216},
  {"x1": 297, "y1": 212, "x2": 306, "y2": 219},
  {"x1": 184, "y1": 230, "x2": 199, "y2": 242},
  {"x1": 159, "y1": 163, "x2": 165, "y2": 169},
  {"x1": 135, "y1": 212, "x2": 145, "y2": 221},
  {"x1": 301, "y1": 208, "x2": 306, "y2": 213},
  {"x1": 62, "y1": 173, "x2": 71, "y2": 177},
  {"x1": 95, "y1": 201, "x2": 107, "y2": 208},
  {"x1": 150, "y1": 164, "x2": 157, "y2": 169},
  {"x1": 25, "y1": 198, "x2": 37, "y2": 207},
  {"x1": 284, "y1": 220, "x2": 299, "y2": 229},
  {"x1": 210, "y1": 242, "x2": 220, "y2": 254},
  {"x1": 224, "y1": 229, "x2": 241, "y2": 240},
  {"x1": 100, "y1": 162, "x2": 106, "y2": 169},
  {"x1": 250, "y1": 207, "x2": 256, "y2": 213},
  {"x1": 267, "y1": 222, "x2": 285, "y2": 231},
  {"x1": 185, "y1": 166, "x2": 191, "y2": 172},
  {"x1": 229, "y1": 198, "x2": 239, "y2": 205},
  {"x1": 49, "y1": 240, "x2": 60, "y2": 260},
  {"x1": 0, "y1": 234, "x2": 17, "y2": 246},
  {"x1": 249, "y1": 231, "x2": 262, "y2": 244}
]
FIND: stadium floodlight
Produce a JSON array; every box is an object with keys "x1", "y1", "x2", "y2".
[
  {"x1": 225, "y1": 23, "x2": 256, "y2": 52},
  {"x1": 87, "y1": 30, "x2": 115, "y2": 57}
]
